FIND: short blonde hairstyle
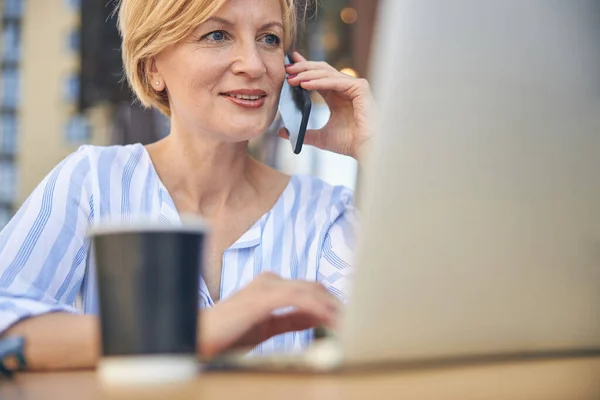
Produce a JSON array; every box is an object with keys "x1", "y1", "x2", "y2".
[{"x1": 117, "y1": 0, "x2": 298, "y2": 116}]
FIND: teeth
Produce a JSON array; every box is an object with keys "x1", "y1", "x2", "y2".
[{"x1": 228, "y1": 94, "x2": 262, "y2": 100}]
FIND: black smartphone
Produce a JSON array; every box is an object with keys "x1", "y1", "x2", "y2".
[{"x1": 278, "y1": 54, "x2": 312, "y2": 154}]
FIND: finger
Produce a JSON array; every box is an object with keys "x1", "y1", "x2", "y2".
[
  {"x1": 300, "y1": 77, "x2": 360, "y2": 94},
  {"x1": 271, "y1": 281, "x2": 339, "y2": 322},
  {"x1": 253, "y1": 274, "x2": 339, "y2": 321},
  {"x1": 233, "y1": 311, "x2": 325, "y2": 350},
  {"x1": 300, "y1": 129, "x2": 325, "y2": 149},
  {"x1": 273, "y1": 280, "x2": 337, "y2": 310},
  {"x1": 286, "y1": 286, "x2": 338, "y2": 316},
  {"x1": 267, "y1": 311, "x2": 323, "y2": 336},
  {"x1": 278, "y1": 127, "x2": 327, "y2": 153},
  {"x1": 285, "y1": 60, "x2": 337, "y2": 75},
  {"x1": 287, "y1": 69, "x2": 335, "y2": 85},
  {"x1": 277, "y1": 127, "x2": 290, "y2": 139}
]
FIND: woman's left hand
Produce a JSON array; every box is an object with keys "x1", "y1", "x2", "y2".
[{"x1": 279, "y1": 51, "x2": 375, "y2": 163}]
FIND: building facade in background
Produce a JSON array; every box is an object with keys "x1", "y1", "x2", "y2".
[
  {"x1": 0, "y1": 0, "x2": 24, "y2": 227},
  {"x1": 0, "y1": 0, "x2": 112, "y2": 229}
]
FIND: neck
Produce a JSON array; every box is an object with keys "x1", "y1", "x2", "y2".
[{"x1": 147, "y1": 127, "x2": 258, "y2": 217}]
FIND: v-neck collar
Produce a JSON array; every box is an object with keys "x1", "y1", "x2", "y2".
[{"x1": 138, "y1": 143, "x2": 294, "y2": 250}]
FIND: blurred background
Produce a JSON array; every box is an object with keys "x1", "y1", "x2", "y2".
[{"x1": 0, "y1": 0, "x2": 379, "y2": 229}]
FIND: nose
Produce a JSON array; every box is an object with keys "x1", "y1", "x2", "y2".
[{"x1": 230, "y1": 41, "x2": 267, "y2": 79}]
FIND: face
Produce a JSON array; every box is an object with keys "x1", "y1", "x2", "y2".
[{"x1": 153, "y1": 0, "x2": 286, "y2": 142}]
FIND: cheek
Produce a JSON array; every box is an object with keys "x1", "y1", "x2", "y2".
[
  {"x1": 270, "y1": 67, "x2": 286, "y2": 98},
  {"x1": 274, "y1": 59, "x2": 286, "y2": 79},
  {"x1": 167, "y1": 51, "x2": 225, "y2": 100},
  {"x1": 180, "y1": 71, "x2": 219, "y2": 111},
  {"x1": 274, "y1": 69, "x2": 285, "y2": 89},
  {"x1": 264, "y1": 51, "x2": 286, "y2": 85}
]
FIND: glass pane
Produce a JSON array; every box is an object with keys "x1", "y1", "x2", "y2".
[
  {"x1": 63, "y1": 75, "x2": 80, "y2": 103},
  {"x1": 67, "y1": 29, "x2": 80, "y2": 53},
  {"x1": 0, "y1": 115, "x2": 17, "y2": 155},
  {"x1": 0, "y1": 161, "x2": 16, "y2": 203},
  {"x1": 0, "y1": 207, "x2": 12, "y2": 230},
  {"x1": 64, "y1": 0, "x2": 80, "y2": 11},
  {"x1": 1, "y1": 69, "x2": 20, "y2": 108},
  {"x1": 65, "y1": 115, "x2": 90, "y2": 143},
  {"x1": 4, "y1": 0, "x2": 24, "y2": 18},
  {"x1": 2, "y1": 23, "x2": 20, "y2": 62}
]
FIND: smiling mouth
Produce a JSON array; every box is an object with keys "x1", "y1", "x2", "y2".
[
  {"x1": 222, "y1": 93, "x2": 266, "y2": 101},
  {"x1": 220, "y1": 90, "x2": 268, "y2": 109}
]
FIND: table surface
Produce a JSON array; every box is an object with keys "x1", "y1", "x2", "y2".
[{"x1": 2, "y1": 356, "x2": 600, "y2": 400}]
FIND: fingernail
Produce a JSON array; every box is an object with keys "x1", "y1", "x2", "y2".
[
  {"x1": 284, "y1": 63, "x2": 293, "y2": 67},
  {"x1": 287, "y1": 74, "x2": 297, "y2": 79}
]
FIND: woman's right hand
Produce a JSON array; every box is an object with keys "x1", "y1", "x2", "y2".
[{"x1": 198, "y1": 272, "x2": 338, "y2": 358}]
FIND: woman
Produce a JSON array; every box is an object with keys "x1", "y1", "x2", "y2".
[{"x1": 0, "y1": 0, "x2": 373, "y2": 370}]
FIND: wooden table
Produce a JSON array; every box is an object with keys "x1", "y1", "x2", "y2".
[{"x1": 2, "y1": 356, "x2": 599, "y2": 400}]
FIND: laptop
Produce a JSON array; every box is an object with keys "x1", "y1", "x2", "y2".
[{"x1": 210, "y1": 0, "x2": 600, "y2": 371}]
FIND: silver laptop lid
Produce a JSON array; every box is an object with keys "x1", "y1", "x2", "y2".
[{"x1": 341, "y1": 0, "x2": 600, "y2": 364}]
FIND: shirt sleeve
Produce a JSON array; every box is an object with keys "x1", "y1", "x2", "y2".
[
  {"x1": 317, "y1": 192, "x2": 360, "y2": 303},
  {"x1": 0, "y1": 147, "x2": 92, "y2": 335}
]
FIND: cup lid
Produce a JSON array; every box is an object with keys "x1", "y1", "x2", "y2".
[{"x1": 87, "y1": 214, "x2": 210, "y2": 237}]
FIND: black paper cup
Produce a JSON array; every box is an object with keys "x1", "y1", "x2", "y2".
[{"x1": 88, "y1": 219, "x2": 208, "y2": 386}]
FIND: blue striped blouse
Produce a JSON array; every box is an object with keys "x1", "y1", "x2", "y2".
[{"x1": 0, "y1": 143, "x2": 358, "y2": 354}]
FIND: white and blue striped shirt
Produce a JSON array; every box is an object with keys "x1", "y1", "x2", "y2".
[{"x1": 0, "y1": 144, "x2": 358, "y2": 354}]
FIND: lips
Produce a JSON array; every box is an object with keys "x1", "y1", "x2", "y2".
[{"x1": 220, "y1": 89, "x2": 267, "y2": 109}]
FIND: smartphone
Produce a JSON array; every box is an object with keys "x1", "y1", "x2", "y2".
[{"x1": 278, "y1": 54, "x2": 312, "y2": 154}]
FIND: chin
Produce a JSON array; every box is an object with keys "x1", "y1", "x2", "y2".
[
  {"x1": 232, "y1": 127, "x2": 269, "y2": 141},
  {"x1": 224, "y1": 119, "x2": 273, "y2": 140}
]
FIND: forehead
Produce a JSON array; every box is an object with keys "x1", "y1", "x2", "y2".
[{"x1": 209, "y1": 0, "x2": 284, "y2": 23}]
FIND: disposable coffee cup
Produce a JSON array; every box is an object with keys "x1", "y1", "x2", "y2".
[{"x1": 88, "y1": 218, "x2": 208, "y2": 386}]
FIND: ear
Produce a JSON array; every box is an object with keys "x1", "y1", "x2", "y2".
[{"x1": 146, "y1": 57, "x2": 165, "y2": 92}]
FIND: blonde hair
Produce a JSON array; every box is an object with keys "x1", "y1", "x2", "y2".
[{"x1": 117, "y1": 0, "x2": 299, "y2": 116}]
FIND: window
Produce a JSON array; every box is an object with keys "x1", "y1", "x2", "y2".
[
  {"x1": 64, "y1": 0, "x2": 81, "y2": 11},
  {"x1": 0, "y1": 114, "x2": 17, "y2": 155},
  {"x1": 0, "y1": 206, "x2": 11, "y2": 230},
  {"x1": 65, "y1": 115, "x2": 90, "y2": 143},
  {"x1": 2, "y1": 23, "x2": 20, "y2": 62},
  {"x1": 67, "y1": 29, "x2": 80, "y2": 53},
  {"x1": 0, "y1": 161, "x2": 16, "y2": 203},
  {"x1": 3, "y1": 0, "x2": 24, "y2": 18},
  {"x1": 1, "y1": 69, "x2": 20, "y2": 108},
  {"x1": 63, "y1": 74, "x2": 80, "y2": 103}
]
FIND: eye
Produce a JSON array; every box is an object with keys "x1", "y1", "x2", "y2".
[
  {"x1": 202, "y1": 30, "x2": 229, "y2": 42},
  {"x1": 262, "y1": 33, "x2": 281, "y2": 47}
]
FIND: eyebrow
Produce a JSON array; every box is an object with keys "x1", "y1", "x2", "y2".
[{"x1": 204, "y1": 17, "x2": 284, "y2": 32}]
